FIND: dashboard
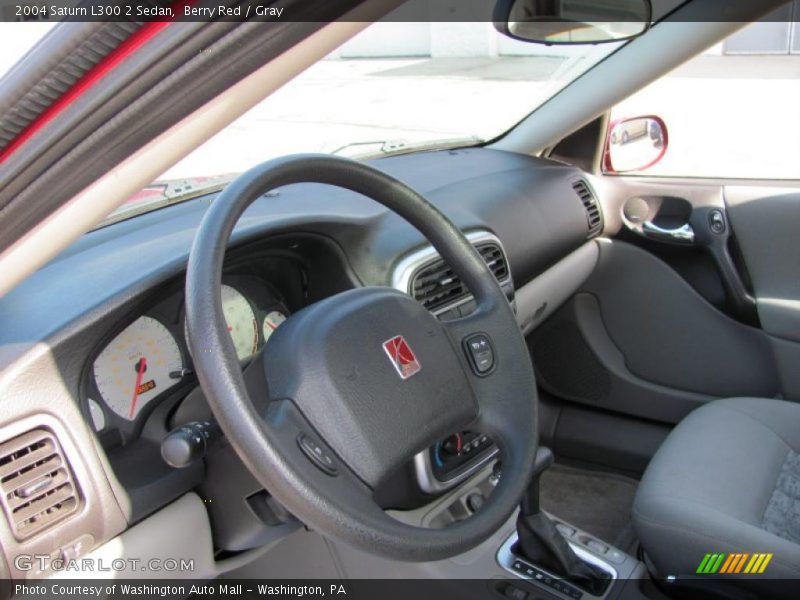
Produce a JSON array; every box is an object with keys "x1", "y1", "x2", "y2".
[{"x1": 0, "y1": 147, "x2": 603, "y2": 566}]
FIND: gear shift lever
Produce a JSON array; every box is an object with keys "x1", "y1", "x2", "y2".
[
  {"x1": 519, "y1": 446, "x2": 554, "y2": 515},
  {"x1": 515, "y1": 447, "x2": 608, "y2": 593}
]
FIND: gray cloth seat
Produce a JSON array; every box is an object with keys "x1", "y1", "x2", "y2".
[{"x1": 633, "y1": 398, "x2": 800, "y2": 595}]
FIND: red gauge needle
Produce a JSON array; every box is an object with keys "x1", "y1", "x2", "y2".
[{"x1": 129, "y1": 357, "x2": 147, "y2": 419}]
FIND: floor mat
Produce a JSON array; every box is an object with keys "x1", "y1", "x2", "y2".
[{"x1": 540, "y1": 464, "x2": 639, "y2": 551}]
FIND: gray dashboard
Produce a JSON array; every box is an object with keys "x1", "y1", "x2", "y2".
[
  {"x1": 0, "y1": 148, "x2": 594, "y2": 346},
  {"x1": 0, "y1": 147, "x2": 600, "y2": 566}
]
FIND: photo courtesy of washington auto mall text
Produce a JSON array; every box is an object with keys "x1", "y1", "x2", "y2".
[{"x1": 13, "y1": 582, "x2": 348, "y2": 599}]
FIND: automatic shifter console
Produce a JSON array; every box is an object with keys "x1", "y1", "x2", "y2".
[{"x1": 506, "y1": 447, "x2": 613, "y2": 598}]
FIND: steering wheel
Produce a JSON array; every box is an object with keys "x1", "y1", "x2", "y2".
[{"x1": 185, "y1": 155, "x2": 538, "y2": 561}]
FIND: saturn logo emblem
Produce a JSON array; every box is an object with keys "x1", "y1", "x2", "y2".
[{"x1": 382, "y1": 335, "x2": 421, "y2": 380}]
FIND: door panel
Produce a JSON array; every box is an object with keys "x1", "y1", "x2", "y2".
[
  {"x1": 594, "y1": 177, "x2": 758, "y2": 323},
  {"x1": 530, "y1": 240, "x2": 779, "y2": 424},
  {"x1": 725, "y1": 184, "x2": 800, "y2": 402},
  {"x1": 534, "y1": 178, "x2": 800, "y2": 426},
  {"x1": 725, "y1": 186, "x2": 800, "y2": 342},
  {"x1": 532, "y1": 292, "x2": 714, "y2": 424},
  {"x1": 580, "y1": 240, "x2": 777, "y2": 397}
]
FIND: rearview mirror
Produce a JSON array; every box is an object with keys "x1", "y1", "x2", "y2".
[
  {"x1": 494, "y1": 0, "x2": 652, "y2": 45},
  {"x1": 604, "y1": 116, "x2": 668, "y2": 174}
]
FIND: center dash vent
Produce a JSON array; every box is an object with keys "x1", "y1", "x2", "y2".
[
  {"x1": 0, "y1": 429, "x2": 81, "y2": 540},
  {"x1": 573, "y1": 180, "x2": 603, "y2": 238},
  {"x1": 411, "y1": 242, "x2": 509, "y2": 312}
]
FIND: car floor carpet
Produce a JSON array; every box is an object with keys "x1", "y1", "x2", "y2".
[{"x1": 540, "y1": 463, "x2": 639, "y2": 552}]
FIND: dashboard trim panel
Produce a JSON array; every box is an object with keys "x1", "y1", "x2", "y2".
[{"x1": 391, "y1": 230, "x2": 513, "y2": 317}]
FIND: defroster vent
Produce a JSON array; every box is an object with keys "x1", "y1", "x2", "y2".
[
  {"x1": 0, "y1": 429, "x2": 81, "y2": 540},
  {"x1": 411, "y1": 243, "x2": 509, "y2": 311},
  {"x1": 573, "y1": 180, "x2": 603, "y2": 238}
]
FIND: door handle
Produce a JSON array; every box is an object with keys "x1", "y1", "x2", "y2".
[{"x1": 641, "y1": 220, "x2": 695, "y2": 245}]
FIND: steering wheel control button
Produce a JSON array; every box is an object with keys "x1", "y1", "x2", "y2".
[
  {"x1": 297, "y1": 433, "x2": 337, "y2": 476},
  {"x1": 464, "y1": 334, "x2": 495, "y2": 375},
  {"x1": 709, "y1": 209, "x2": 726, "y2": 234}
]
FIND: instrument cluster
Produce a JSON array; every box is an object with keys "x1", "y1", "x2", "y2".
[{"x1": 84, "y1": 275, "x2": 290, "y2": 444}]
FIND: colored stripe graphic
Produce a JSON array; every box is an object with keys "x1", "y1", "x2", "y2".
[
  {"x1": 719, "y1": 554, "x2": 735, "y2": 573},
  {"x1": 745, "y1": 554, "x2": 759, "y2": 573},
  {"x1": 756, "y1": 553, "x2": 773, "y2": 574},
  {"x1": 696, "y1": 553, "x2": 713, "y2": 573},
  {"x1": 734, "y1": 553, "x2": 749, "y2": 573},
  {"x1": 697, "y1": 553, "x2": 725, "y2": 573},
  {"x1": 698, "y1": 553, "x2": 773, "y2": 575},
  {"x1": 711, "y1": 554, "x2": 725, "y2": 573},
  {"x1": 720, "y1": 553, "x2": 737, "y2": 573}
]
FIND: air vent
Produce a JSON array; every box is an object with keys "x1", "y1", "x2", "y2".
[
  {"x1": 0, "y1": 429, "x2": 81, "y2": 540},
  {"x1": 573, "y1": 180, "x2": 603, "y2": 238},
  {"x1": 411, "y1": 242, "x2": 509, "y2": 311}
]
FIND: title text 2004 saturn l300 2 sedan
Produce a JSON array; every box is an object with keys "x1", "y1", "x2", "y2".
[{"x1": 1, "y1": 1, "x2": 799, "y2": 599}]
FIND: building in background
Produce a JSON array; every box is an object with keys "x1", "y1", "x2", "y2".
[
  {"x1": 724, "y1": 1, "x2": 800, "y2": 54},
  {"x1": 328, "y1": 1, "x2": 800, "y2": 59}
]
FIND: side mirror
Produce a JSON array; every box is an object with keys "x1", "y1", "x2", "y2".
[
  {"x1": 494, "y1": 0, "x2": 651, "y2": 45},
  {"x1": 604, "y1": 116, "x2": 668, "y2": 174}
]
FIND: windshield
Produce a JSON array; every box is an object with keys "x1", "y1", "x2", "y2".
[
  {"x1": 0, "y1": 21, "x2": 622, "y2": 227},
  {"x1": 163, "y1": 25, "x2": 620, "y2": 169}
]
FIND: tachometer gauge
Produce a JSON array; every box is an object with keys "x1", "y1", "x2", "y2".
[
  {"x1": 221, "y1": 284, "x2": 259, "y2": 360},
  {"x1": 262, "y1": 310, "x2": 288, "y2": 343},
  {"x1": 93, "y1": 316, "x2": 183, "y2": 421}
]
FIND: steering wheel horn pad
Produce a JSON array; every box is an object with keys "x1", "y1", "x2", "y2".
[
  {"x1": 185, "y1": 154, "x2": 538, "y2": 561},
  {"x1": 264, "y1": 286, "x2": 478, "y2": 488}
]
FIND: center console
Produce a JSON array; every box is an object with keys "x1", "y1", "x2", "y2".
[
  {"x1": 337, "y1": 457, "x2": 644, "y2": 600},
  {"x1": 410, "y1": 446, "x2": 638, "y2": 600},
  {"x1": 497, "y1": 524, "x2": 622, "y2": 600},
  {"x1": 381, "y1": 232, "x2": 641, "y2": 597}
]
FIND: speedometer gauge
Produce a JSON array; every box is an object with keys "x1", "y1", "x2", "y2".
[
  {"x1": 93, "y1": 316, "x2": 183, "y2": 421},
  {"x1": 221, "y1": 284, "x2": 258, "y2": 360}
]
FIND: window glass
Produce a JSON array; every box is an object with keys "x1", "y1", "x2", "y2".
[
  {"x1": 609, "y1": 16, "x2": 800, "y2": 179},
  {"x1": 93, "y1": 21, "x2": 622, "y2": 227},
  {"x1": 162, "y1": 23, "x2": 620, "y2": 180}
]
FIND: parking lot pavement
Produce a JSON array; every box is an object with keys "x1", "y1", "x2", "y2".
[{"x1": 163, "y1": 55, "x2": 800, "y2": 181}]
